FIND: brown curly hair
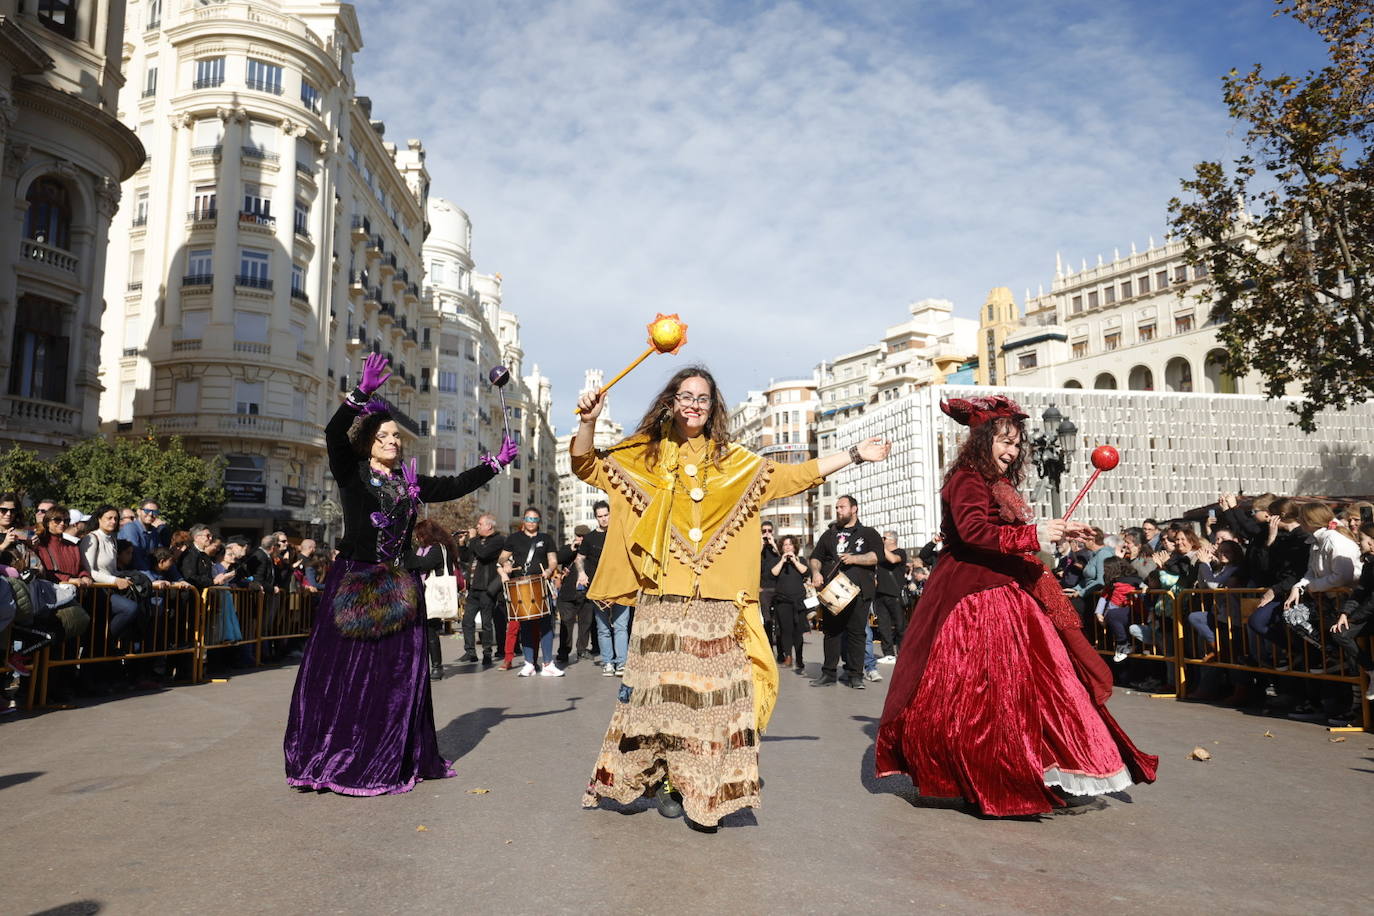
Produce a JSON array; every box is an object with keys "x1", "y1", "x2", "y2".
[
  {"x1": 632, "y1": 365, "x2": 731, "y2": 470},
  {"x1": 349, "y1": 410, "x2": 405, "y2": 462},
  {"x1": 943, "y1": 416, "x2": 1029, "y2": 486}
]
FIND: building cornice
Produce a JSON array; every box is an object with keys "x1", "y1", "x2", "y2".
[
  {"x1": 1002, "y1": 331, "x2": 1067, "y2": 352},
  {"x1": 16, "y1": 80, "x2": 145, "y2": 179}
]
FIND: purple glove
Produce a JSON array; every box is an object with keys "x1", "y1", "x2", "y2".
[
  {"x1": 358, "y1": 353, "x2": 392, "y2": 395},
  {"x1": 496, "y1": 434, "x2": 519, "y2": 468},
  {"x1": 400, "y1": 458, "x2": 421, "y2": 501}
]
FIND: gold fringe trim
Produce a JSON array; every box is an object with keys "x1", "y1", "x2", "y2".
[
  {"x1": 633, "y1": 632, "x2": 739, "y2": 657},
  {"x1": 602, "y1": 453, "x2": 651, "y2": 514},
  {"x1": 612, "y1": 728, "x2": 758, "y2": 756},
  {"x1": 663, "y1": 461, "x2": 773, "y2": 575},
  {"x1": 626, "y1": 679, "x2": 753, "y2": 710}
]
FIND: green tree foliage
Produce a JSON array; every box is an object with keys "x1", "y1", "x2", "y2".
[
  {"x1": 0, "y1": 444, "x2": 60, "y2": 502},
  {"x1": 0, "y1": 436, "x2": 226, "y2": 527},
  {"x1": 1168, "y1": 0, "x2": 1374, "y2": 430}
]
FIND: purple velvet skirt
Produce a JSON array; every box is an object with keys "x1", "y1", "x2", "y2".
[{"x1": 283, "y1": 557, "x2": 454, "y2": 795}]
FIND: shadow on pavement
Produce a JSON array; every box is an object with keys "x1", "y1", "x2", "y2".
[
  {"x1": 0, "y1": 771, "x2": 44, "y2": 791},
  {"x1": 436, "y1": 698, "x2": 581, "y2": 762},
  {"x1": 32, "y1": 903, "x2": 102, "y2": 915}
]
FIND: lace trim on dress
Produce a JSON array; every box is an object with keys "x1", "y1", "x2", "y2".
[
  {"x1": 992, "y1": 477, "x2": 1034, "y2": 524},
  {"x1": 1042, "y1": 765, "x2": 1133, "y2": 797}
]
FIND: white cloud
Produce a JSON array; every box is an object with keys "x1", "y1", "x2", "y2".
[{"x1": 350, "y1": 0, "x2": 1268, "y2": 428}]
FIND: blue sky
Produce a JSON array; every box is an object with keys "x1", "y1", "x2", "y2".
[{"x1": 351, "y1": 0, "x2": 1326, "y2": 431}]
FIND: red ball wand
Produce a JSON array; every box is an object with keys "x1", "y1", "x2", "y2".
[{"x1": 1063, "y1": 445, "x2": 1120, "y2": 521}]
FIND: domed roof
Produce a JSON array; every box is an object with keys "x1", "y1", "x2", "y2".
[{"x1": 426, "y1": 197, "x2": 471, "y2": 253}]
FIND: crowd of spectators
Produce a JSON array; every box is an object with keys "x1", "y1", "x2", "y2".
[
  {"x1": 2, "y1": 492, "x2": 330, "y2": 707},
  {"x1": 1046, "y1": 494, "x2": 1373, "y2": 727}
]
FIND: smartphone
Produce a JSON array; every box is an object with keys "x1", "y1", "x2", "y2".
[
  {"x1": 1362, "y1": 505, "x2": 1373, "y2": 525},
  {"x1": 1207, "y1": 508, "x2": 1216, "y2": 520}
]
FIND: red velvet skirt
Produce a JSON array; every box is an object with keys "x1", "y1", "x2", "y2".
[{"x1": 897, "y1": 584, "x2": 1132, "y2": 816}]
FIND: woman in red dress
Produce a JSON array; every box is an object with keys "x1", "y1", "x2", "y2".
[{"x1": 875, "y1": 396, "x2": 1157, "y2": 816}]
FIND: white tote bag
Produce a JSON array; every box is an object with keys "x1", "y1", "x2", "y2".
[{"x1": 424, "y1": 546, "x2": 461, "y2": 620}]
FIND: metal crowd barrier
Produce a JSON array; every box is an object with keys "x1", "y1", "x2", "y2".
[
  {"x1": 1086, "y1": 588, "x2": 1178, "y2": 695},
  {"x1": 198, "y1": 586, "x2": 266, "y2": 675},
  {"x1": 1088, "y1": 585, "x2": 1370, "y2": 731},
  {"x1": 26, "y1": 583, "x2": 203, "y2": 708}
]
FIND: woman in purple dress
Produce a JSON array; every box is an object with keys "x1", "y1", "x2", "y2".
[{"x1": 284, "y1": 354, "x2": 516, "y2": 795}]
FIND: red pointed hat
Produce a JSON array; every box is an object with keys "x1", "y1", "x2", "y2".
[{"x1": 939, "y1": 394, "x2": 1029, "y2": 428}]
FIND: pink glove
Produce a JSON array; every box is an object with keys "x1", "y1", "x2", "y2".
[
  {"x1": 496, "y1": 434, "x2": 519, "y2": 467},
  {"x1": 358, "y1": 353, "x2": 392, "y2": 395}
]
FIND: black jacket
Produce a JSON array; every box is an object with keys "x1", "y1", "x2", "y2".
[
  {"x1": 1265, "y1": 528, "x2": 1312, "y2": 597},
  {"x1": 328, "y1": 392, "x2": 497, "y2": 564},
  {"x1": 178, "y1": 546, "x2": 215, "y2": 590}
]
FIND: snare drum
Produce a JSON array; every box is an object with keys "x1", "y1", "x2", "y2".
[
  {"x1": 504, "y1": 575, "x2": 550, "y2": 620},
  {"x1": 817, "y1": 571, "x2": 860, "y2": 615}
]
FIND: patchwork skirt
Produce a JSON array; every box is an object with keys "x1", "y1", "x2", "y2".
[{"x1": 582, "y1": 593, "x2": 758, "y2": 826}]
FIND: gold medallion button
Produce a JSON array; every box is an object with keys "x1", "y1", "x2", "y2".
[
  {"x1": 683, "y1": 463, "x2": 698, "y2": 477},
  {"x1": 690, "y1": 487, "x2": 705, "y2": 501},
  {"x1": 688, "y1": 527, "x2": 703, "y2": 542}
]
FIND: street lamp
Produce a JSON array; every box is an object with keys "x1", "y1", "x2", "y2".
[{"x1": 1031, "y1": 405, "x2": 1076, "y2": 518}]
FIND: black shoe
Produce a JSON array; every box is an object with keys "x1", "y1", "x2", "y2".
[
  {"x1": 481, "y1": 655, "x2": 493, "y2": 667},
  {"x1": 684, "y1": 816, "x2": 718, "y2": 834},
  {"x1": 429, "y1": 667, "x2": 443, "y2": 681},
  {"x1": 656, "y1": 787, "x2": 684, "y2": 818},
  {"x1": 794, "y1": 663, "x2": 806, "y2": 674},
  {"x1": 460, "y1": 651, "x2": 477, "y2": 662},
  {"x1": 848, "y1": 677, "x2": 866, "y2": 689},
  {"x1": 811, "y1": 674, "x2": 837, "y2": 687}
]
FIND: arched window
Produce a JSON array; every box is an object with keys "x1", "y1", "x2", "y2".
[
  {"x1": 1165, "y1": 356, "x2": 1193, "y2": 392},
  {"x1": 24, "y1": 177, "x2": 73, "y2": 250},
  {"x1": 1093, "y1": 372, "x2": 1118, "y2": 390},
  {"x1": 1128, "y1": 365, "x2": 1154, "y2": 391},
  {"x1": 36, "y1": 0, "x2": 78, "y2": 40},
  {"x1": 1203, "y1": 348, "x2": 1238, "y2": 394},
  {"x1": 1063, "y1": 379, "x2": 1083, "y2": 389}
]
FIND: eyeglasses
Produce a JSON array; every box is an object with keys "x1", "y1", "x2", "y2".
[
  {"x1": 0, "y1": 507, "x2": 15, "y2": 514},
  {"x1": 141, "y1": 508, "x2": 160, "y2": 516},
  {"x1": 523, "y1": 516, "x2": 540, "y2": 522},
  {"x1": 673, "y1": 393, "x2": 712, "y2": 408},
  {"x1": 50, "y1": 518, "x2": 69, "y2": 525}
]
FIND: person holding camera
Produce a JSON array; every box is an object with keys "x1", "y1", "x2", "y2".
[{"x1": 770, "y1": 534, "x2": 810, "y2": 673}]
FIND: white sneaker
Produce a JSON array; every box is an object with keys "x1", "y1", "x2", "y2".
[
  {"x1": 877, "y1": 655, "x2": 897, "y2": 665},
  {"x1": 539, "y1": 664, "x2": 565, "y2": 677},
  {"x1": 615, "y1": 666, "x2": 625, "y2": 677},
  {"x1": 517, "y1": 662, "x2": 536, "y2": 677},
  {"x1": 864, "y1": 669, "x2": 883, "y2": 682},
  {"x1": 1113, "y1": 644, "x2": 1130, "y2": 663},
  {"x1": 602, "y1": 663, "x2": 616, "y2": 677},
  {"x1": 1364, "y1": 672, "x2": 1374, "y2": 702}
]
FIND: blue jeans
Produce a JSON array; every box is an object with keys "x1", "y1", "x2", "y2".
[
  {"x1": 1104, "y1": 603, "x2": 1132, "y2": 644},
  {"x1": 595, "y1": 603, "x2": 630, "y2": 668},
  {"x1": 520, "y1": 616, "x2": 554, "y2": 666},
  {"x1": 1188, "y1": 609, "x2": 1216, "y2": 644},
  {"x1": 108, "y1": 591, "x2": 141, "y2": 639},
  {"x1": 864, "y1": 624, "x2": 876, "y2": 673}
]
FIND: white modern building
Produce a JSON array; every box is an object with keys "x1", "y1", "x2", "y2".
[
  {"x1": 100, "y1": 0, "x2": 430, "y2": 538},
  {"x1": 0, "y1": 0, "x2": 143, "y2": 457},
  {"x1": 830, "y1": 385, "x2": 1374, "y2": 543},
  {"x1": 729, "y1": 377, "x2": 818, "y2": 540},
  {"x1": 1000, "y1": 239, "x2": 1261, "y2": 395},
  {"x1": 555, "y1": 369, "x2": 624, "y2": 541},
  {"x1": 810, "y1": 298, "x2": 977, "y2": 535}
]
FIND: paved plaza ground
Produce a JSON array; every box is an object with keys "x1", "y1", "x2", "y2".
[{"x1": 3, "y1": 632, "x2": 1371, "y2": 915}]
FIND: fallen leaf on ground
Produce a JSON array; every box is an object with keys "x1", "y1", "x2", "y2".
[
  {"x1": 1187, "y1": 746, "x2": 1212, "y2": 761},
  {"x1": 1328, "y1": 736, "x2": 1347, "y2": 743},
  {"x1": 504, "y1": 839, "x2": 512, "y2": 845},
  {"x1": 1262, "y1": 730, "x2": 1275, "y2": 738},
  {"x1": 467, "y1": 788, "x2": 490, "y2": 794},
  {"x1": 416, "y1": 825, "x2": 428, "y2": 831}
]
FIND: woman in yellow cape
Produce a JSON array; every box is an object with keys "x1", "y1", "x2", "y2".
[{"x1": 573, "y1": 365, "x2": 890, "y2": 830}]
